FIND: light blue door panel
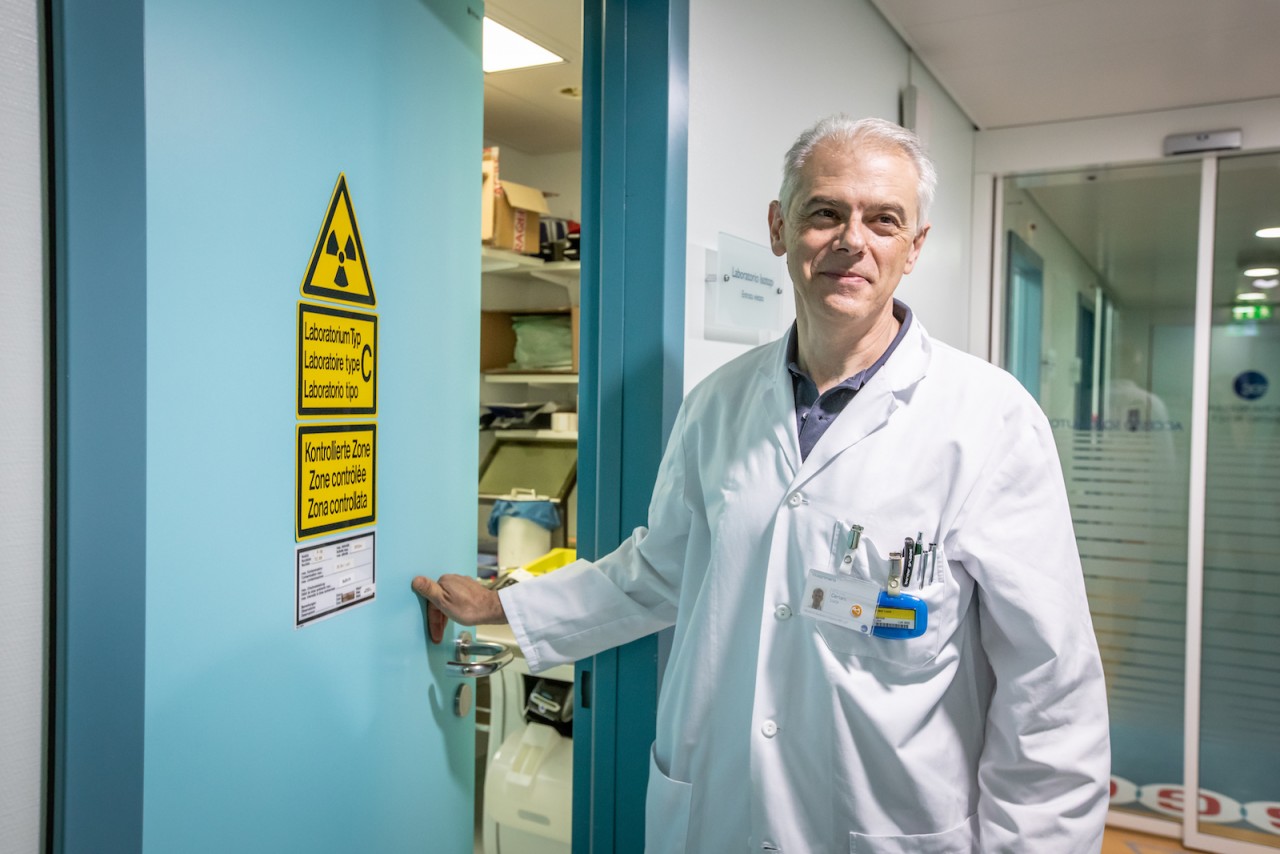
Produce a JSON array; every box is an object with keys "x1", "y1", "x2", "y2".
[{"x1": 139, "y1": 1, "x2": 480, "y2": 851}]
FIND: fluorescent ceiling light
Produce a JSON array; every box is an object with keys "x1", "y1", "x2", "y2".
[
  {"x1": 483, "y1": 18, "x2": 563, "y2": 73},
  {"x1": 1238, "y1": 292, "x2": 1267, "y2": 301},
  {"x1": 1244, "y1": 267, "x2": 1280, "y2": 277},
  {"x1": 1256, "y1": 227, "x2": 1280, "y2": 239},
  {"x1": 1255, "y1": 278, "x2": 1280, "y2": 289}
]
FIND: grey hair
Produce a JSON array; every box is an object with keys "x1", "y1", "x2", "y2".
[{"x1": 779, "y1": 115, "x2": 937, "y2": 234}]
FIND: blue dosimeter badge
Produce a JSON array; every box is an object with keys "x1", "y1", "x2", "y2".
[{"x1": 873, "y1": 590, "x2": 928, "y2": 639}]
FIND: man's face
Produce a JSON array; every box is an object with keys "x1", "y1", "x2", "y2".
[{"x1": 769, "y1": 141, "x2": 929, "y2": 330}]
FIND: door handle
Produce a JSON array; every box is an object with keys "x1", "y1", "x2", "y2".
[{"x1": 446, "y1": 631, "x2": 513, "y2": 677}]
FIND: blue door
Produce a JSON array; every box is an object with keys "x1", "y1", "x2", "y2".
[
  {"x1": 54, "y1": 1, "x2": 483, "y2": 850},
  {"x1": 1005, "y1": 231, "x2": 1044, "y2": 400}
]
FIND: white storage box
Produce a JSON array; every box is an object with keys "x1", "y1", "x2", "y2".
[{"x1": 485, "y1": 722, "x2": 572, "y2": 853}]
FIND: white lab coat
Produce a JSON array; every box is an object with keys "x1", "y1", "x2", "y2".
[{"x1": 500, "y1": 317, "x2": 1110, "y2": 853}]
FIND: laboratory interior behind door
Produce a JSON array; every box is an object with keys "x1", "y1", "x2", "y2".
[{"x1": 54, "y1": 1, "x2": 485, "y2": 851}]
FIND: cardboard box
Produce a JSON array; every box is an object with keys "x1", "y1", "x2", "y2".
[
  {"x1": 481, "y1": 148, "x2": 551, "y2": 255},
  {"x1": 481, "y1": 306, "x2": 579, "y2": 374}
]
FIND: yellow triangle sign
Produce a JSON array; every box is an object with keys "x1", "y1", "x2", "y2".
[{"x1": 301, "y1": 173, "x2": 375, "y2": 306}]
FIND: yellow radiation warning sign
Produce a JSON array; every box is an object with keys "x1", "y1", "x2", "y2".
[
  {"x1": 298, "y1": 302, "x2": 377, "y2": 417},
  {"x1": 301, "y1": 174, "x2": 375, "y2": 306},
  {"x1": 296, "y1": 423, "x2": 376, "y2": 540}
]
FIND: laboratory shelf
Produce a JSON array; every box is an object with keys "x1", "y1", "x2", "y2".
[
  {"x1": 480, "y1": 246, "x2": 546, "y2": 273},
  {"x1": 529, "y1": 263, "x2": 580, "y2": 301},
  {"x1": 481, "y1": 247, "x2": 580, "y2": 307},
  {"x1": 492, "y1": 429, "x2": 578, "y2": 442},
  {"x1": 483, "y1": 372, "x2": 578, "y2": 385}
]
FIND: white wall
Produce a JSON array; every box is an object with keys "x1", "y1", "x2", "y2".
[
  {"x1": 0, "y1": 0, "x2": 46, "y2": 850},
  {"x1": 483, "y1": 142, "x2": 582, "y2": 222},
  {"x1": 684, "y1": 0, "x2": 976, "y2": 390}
]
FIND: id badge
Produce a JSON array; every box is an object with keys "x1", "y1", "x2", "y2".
[{"x1": 801, "y1": 569, "x2": 880, "y2": 635}]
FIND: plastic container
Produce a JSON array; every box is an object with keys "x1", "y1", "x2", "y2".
[
  {"x1": 497, "y1": 516, "x2": 552, "y2": 569},
  {"x1": 521, "y1": 548, "x2": 577, "y2": 576},
  {"x1": 486, "y1": 722, "x2": 572, "y2": 853}
]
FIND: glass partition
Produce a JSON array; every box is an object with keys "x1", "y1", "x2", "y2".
[
  {"x1": 1003, "y1": 161, "x2": 1202, "y2": 822},
  {"x1": 1196, "y1": 151, "x2": 1280, "y2": 847}
]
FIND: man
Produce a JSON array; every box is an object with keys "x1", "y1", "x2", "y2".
[{"x1": 415, "y1": 115, "x2": 1110, "y2": 852}]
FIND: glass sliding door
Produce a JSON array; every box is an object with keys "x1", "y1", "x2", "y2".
[
  {"x1": 1002, "y1": 161, "x2": 1203, "y2": 825},
  {"x1": 1191, "y1": 151, "x2": 1280, "y2": 849}
]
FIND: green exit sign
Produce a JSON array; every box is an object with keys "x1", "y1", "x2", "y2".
[{"x1": 1233, "y1": 303, "x2": 1274, "y2": 321}]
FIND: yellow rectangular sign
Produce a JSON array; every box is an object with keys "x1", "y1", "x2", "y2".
[
  {"x1": 298, "y1": 302, "x2": 377, "y2": 417},
  {"x1": 296, "y1": 423, "x2": 376, "y2": 540}
]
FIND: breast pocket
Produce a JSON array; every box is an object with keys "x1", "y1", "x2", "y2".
[{"x1": 812, "y1": 536, "x2": 953, "y2": 669}]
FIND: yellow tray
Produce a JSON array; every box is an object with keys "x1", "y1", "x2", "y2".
[{"x1": 522, "y1": 547, "x2": 577, "y2": 575}]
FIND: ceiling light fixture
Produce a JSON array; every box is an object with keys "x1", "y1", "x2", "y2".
[
  {"x1": 1256, "y1": 227, "x2": 1280, "y2": 239},
  {"x1": 1255, "y1": 278, "x2": 1280, "y2": 289},
  {"x1": 1244, "y1": 267, "x2": 1280, "y2": 277},
  {"x1": 1237, "y1": 292, "x2": 1268, "y2": 301},
  {"x1": 483, "y1": 18, "x2": 564, "y2": 74}
]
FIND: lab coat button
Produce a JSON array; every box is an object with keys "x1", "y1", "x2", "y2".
[
  {"x1": 787, "y1": 492, "x2": 803, "y2": 507},
  {"x1": 774, "y1": 604, "x2": 792, "y2": 620},
  {"x1": 761, "y1": 719, "x2": 778, "y2": 737}
]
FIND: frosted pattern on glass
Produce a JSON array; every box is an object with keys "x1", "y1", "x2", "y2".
[{"x1": 1004, "y1": 161, "x2": 1199, "y2": 824}]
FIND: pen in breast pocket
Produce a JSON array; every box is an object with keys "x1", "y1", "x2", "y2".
[{"x1": 902, "y1": 537, "x2": 915, "y2": 586}]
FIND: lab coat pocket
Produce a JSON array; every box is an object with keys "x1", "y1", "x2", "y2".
[
  {"x1": 812, "y1": 539, "x2": 948, "y2": 669},
  {"x1": 644, "y1": 743, "x2": 691, "y2": 854},
  {"x1": 849, "y1": 812, "x2": 977, "y2": 853}
]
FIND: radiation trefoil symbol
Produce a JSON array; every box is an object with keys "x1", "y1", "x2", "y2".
[
  {"x1": 326, "y1": 229, "x2": 360, "y2": 289},
  {"x1": 301, "y1": 173, "x2": 376, "y2": 306}
]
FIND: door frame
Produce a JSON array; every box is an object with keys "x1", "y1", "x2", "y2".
[
  {"x1": 575, "y1": 0, "x2": 688, "y2": 851},
  {"x1": 2, "y1": 0, "x2": 52, "y2": 850},
  {"x1": 47, "y1": 1, "x2": 148, "y2": 849}
]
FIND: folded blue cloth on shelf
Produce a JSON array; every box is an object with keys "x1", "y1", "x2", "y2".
[{"x1": 487, "y1": 500, "x2": 561, "y2": 536}]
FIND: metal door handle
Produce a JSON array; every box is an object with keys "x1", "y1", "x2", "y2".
[{"x1": 446, "y1": 631, "x2": 513, "y2": 677}]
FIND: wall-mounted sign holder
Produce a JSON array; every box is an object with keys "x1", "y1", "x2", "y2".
[{"x1": 702, "y1": 232, "x2": 787, "y2": 345}]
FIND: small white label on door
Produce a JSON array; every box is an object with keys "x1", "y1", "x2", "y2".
[{"x1": 296, "y1": 530, "x2": 376, "y2": 627}]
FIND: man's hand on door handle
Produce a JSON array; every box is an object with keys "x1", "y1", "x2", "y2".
[{"x1": 412, "y1": 574, "x2": 507, "y2": 644}]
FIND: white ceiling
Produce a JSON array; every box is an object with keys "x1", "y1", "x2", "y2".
[
  {"x1": 487, "y1": 0, "x2": 1280, "y2": 149},
  {"x1": 869, "y1": 0, "x2": 1280, "y2": 130},
  {"x1": 483, "y1": 0, "x2": 582, "y2": 154}
]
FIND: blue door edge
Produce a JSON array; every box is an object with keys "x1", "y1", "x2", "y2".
[
  {"x1": 575, "y1": 0, "x2": 689, "y2": 852},
  {"x1": 48, "y1": 1, "x2": 149, "y2": 851}
]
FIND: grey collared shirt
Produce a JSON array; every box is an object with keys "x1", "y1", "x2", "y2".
[{"x1": 786, "y1": 300, "x2": 913, "y2": 461}]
